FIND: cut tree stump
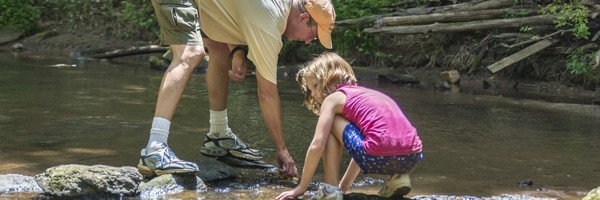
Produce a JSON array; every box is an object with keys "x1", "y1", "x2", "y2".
[{"x1": 486, "y1": 39, "x2": 557, "y2": 73}]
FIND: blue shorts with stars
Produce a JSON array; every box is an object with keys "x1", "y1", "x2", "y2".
[{"x1": 342, "y1": 122, "x2": 423, "y2": 174}]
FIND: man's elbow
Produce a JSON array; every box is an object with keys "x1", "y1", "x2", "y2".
[{"x1": 257, "y1": 83, "x2": 279, "y2": 101}]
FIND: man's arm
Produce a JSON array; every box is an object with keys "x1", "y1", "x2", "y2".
[{"x1": 255, "y1": 71, "x2": 298, "y2": 177}]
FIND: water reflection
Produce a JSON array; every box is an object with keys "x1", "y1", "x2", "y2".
[{"x1": 0, "y1": 53, "x2": 598, "y2": 199}]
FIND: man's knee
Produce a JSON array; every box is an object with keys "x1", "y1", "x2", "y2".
[
  {"x1": 188, "y1": 45, "x2": 205, "y2": 58},
  {"x1": 176, "y1": 45, "x2": 205, "y2": 67}
]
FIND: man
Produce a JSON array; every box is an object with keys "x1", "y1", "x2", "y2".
[{"x1": 138, "y1": 0, "x2": 335, "y2": 178}]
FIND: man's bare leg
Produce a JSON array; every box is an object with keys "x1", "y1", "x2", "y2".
[
  {"x1": 200, "y1": 38, "x2": 264, "y2": 160},
  {"x1": 147, "y1": 44, "x2": 205, "y2": 149}
]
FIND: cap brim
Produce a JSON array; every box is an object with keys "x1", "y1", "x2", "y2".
[{"x1": 317, "y1": 26, "x2": 332, "y2": 49}]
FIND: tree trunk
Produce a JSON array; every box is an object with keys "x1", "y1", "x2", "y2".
[
  {"x1": 335, "y1": 0, "x2": 516, "y2": 29},
  {"x1": 375, "y1": 8, "x2": 537, "y2": 26},
  {"x1": 363, "y1": 14, "x2": 560, "y2": 34},
  {"x1": 87, "y1": 45, "x2": 169, "y2": 59}
]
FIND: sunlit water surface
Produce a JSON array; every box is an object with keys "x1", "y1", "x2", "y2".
[{"x1": 0, "y1": 53, "x2": 598, "y2": 199}]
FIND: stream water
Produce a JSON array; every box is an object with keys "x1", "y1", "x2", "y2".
[{"x1": 0, "y1": 52, "x2": 598, "y2": 199}]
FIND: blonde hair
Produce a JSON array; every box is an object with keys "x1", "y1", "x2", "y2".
[{"x1": 296, "y1": 52, "x2": 357, "y2": 114}]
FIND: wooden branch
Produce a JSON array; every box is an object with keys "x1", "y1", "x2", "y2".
[
  {"x1": 87, "y1": 45, "x2": 169, "y2": 59},
  {"x1": 500, "y1": 30, "x2": 567, "y2": 48},
  {"x1": 375, "y1": 8, "x2": 536, "y2": 26},
  {"x1": 492, "y1": 33, "x2": 534, "y2": 39},
  {"x1": 487, "y1": 39, "x2": 557, "y2": 73},
  {"x1": 363, "y1": 14, "x2": 560, "y2": 34}
]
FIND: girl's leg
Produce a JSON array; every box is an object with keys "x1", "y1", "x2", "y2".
[
  {"x1": 322, "y1": 115, "x2": 349, "y2": 185},
  {"x1": 322, "y1": 134, "x2": 342, "y2": 184},
  {"x1": 339, "y1": 158, "x2": 361, "y2": 193},
  {"x1": 330, "y1": 115, "x2": 349, "y2": 146}
]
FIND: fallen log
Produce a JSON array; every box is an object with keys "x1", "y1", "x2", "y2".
[
  {"x1": 87, "y1": 45, "x2": 169, "y2": 59},
  {"x1": 375, "y1": 8, "x2": 537, "y2": 26},
  {"x1": 336, "y1": 0, "x2": 516, "y2": 29},
  {"x1": 363, "y1": 14, "x2": 560, "y2": 34},
  {"x1": 486, "y1": 39, "x2": 557, "y2": 73},
  {"x1": 434, "y1": 0, "x2": 515, "y2": 12}
]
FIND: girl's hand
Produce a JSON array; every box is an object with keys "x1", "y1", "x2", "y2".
[{"x1": 276, "y1": 188, "x2": 304, "y2": 200}]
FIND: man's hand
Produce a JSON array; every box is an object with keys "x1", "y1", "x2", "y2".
[
  {"x1": 229, "y1": 48, "x2": 247, "y2": 81},
  {"x1": 276, "y1": 149, "x2": 298, "y2": 178}
]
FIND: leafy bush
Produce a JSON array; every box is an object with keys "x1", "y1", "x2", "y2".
[
  {"x1": 0, "y1": 0, "x2": 41, "y2": 32},
  {"x1": 116, "y1": 0, "x2": 158, "y2": 40},
  {"x1": 566, "y1": 48, "x2": 592, "y2": 75},
  {"x1": 37, "y1": 0, "x2": 113, "y2": 24},
  {"x1": 539, "y1": 0, "x2": 589, "y2": 39},
  {"x1": 32, "y1": 0, "x2": 157, "y2": 40}
]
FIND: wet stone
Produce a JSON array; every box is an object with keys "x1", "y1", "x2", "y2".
[
  {"x1": 0, "y1": 29, "x2": 23, "y2": 45},
  {"x1": 216, "y1": 155, "x2": 277, "y2": 170},
  {"x1": 583, "y1": 186, "x2": 600, "y2": 200},
  {"x1": 0, "y1": 174, "x2": 42, "y2": 194},
  {"x1": 518, "y1": 179, "x2": 533, "y2": 187},
  {"x1": 193, "y1": 155, "x2": 242, "y2": 182},
  {"x1": 33, "y1": 164, "x2": 142, "y2": 198},
  {"x1": 138, "y1": 174, "x2": 207, "y2": 199}
]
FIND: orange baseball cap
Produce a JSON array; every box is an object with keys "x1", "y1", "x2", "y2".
[{"x1": 304, "y1": 0, "x2": 336, "y2": 49}]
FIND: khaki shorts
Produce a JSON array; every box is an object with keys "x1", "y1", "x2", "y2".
[{"x1": 151, "y1": 0, "x2": 203, "y2": 45}]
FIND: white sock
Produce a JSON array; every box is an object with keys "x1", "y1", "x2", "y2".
[
  {"x1": 147, "y1": 117, "x2": 170, "y2": 151},
  {"x1": 209, "y1": 109, "x2": 230, "y2": 137}
]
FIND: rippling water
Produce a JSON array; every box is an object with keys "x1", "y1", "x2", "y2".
[{"x1": 0, "y1": 52, "x2": 598, "y2": 199}]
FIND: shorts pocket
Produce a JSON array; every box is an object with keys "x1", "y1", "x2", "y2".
[{"x1": 156, "y1": 1, "x2": 198, "y2": 31}]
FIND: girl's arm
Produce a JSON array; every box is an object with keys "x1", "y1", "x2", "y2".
[
  {"x1": 339, "y1": 158, "x2": 361, "y2": 193},
  {"x1": 276, "y1": 92, "x2": 345, "y2": 200},
  {"x1": 296, "y1": 92, "x2": 345, "y2": 191}
]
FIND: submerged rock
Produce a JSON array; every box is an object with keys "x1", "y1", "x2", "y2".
[
  {"x1": 193, "y1": 155, "x2": 243, "y2": 182},
  {"x1": 216, "y1": 155, "x2": 277, "y2": 170},
  {"x1": 139, "y1": 174, "x2": 206, "y2": 198},
  {"x1": 34, "y1": 164, "x2": 142, "y2": 198},
  {"x1": 0, "y1": 29, "x2": 23, "y2": 45},
  {"x1": 0, "y1": 174, "x2": 42, "y2": 194},
  {"x1": 412, "y1": 194, "x2": 555, "y2": 200}
]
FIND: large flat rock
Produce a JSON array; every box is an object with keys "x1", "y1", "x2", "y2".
[{"x1": 0, "y1": 29, "x2": 22, "y2": 44}]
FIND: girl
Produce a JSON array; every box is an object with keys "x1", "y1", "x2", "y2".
[{"x1": 276, "y1": 52, "x2": 423, "y2": 200}]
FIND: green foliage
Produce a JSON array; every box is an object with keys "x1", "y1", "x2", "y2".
[
  {"x1": 332, "y1": 0, "x2": 397, "y2": 65},
  {"x1": 37, "y1": 0, "x2": 113, "y2": 24},
  {"x1": 539, "y1": 0, "x2": 589, "y2": 39},
  {"x1": 503, "y1": 8, "x2": 534, "y2": 18},
  {"x1": 0, "y1": 0, "x2": 41, "y2": 32},
  {"x1": 519, "y1": 26, "x2": 532, "y2": 33},
  {"x1": 116, "y1": 0, "x2": 158, "y2": 40},
  {"x1": 333, "y1": 28, "x2": 377, "y2": 54},
  {"x1": 30, "y1": 0, "x2": 157, "y2": 40},
  {"x1": 334, "y1": 0, "x2": 397, "y2": 21},
  {"x1": 566, "y1": 48, "x2": 592, "y2": 75}
]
